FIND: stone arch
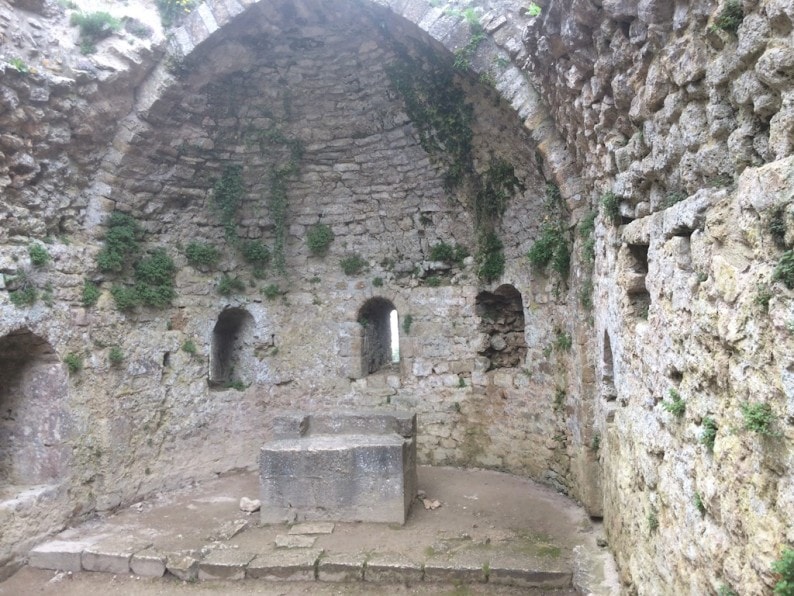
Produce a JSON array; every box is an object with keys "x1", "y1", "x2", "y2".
[
  {"x1": 357, "y1": 297, "x2": 400, "y2": 376},
  {"x1": 210, "y1": 308, "x2": 255, "y2": 387},
  {"x1": 475, "y1": 284, "x2": 527, "y2": 370},
  {"x1": 0, "y1": 329, "x2": 70, "y2": 489}
]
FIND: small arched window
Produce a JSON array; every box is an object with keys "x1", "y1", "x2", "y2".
[
  {"x1": 475, "y1": 284, "x2": 527, "y2": 370},
  {"x1": 210, "y1": 308, "x2": 254, "y2": 387},
  {"x1": 358, "y1": 297, "x2": 400, "y2": 376}
]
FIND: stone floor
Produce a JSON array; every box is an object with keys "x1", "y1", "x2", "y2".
[{"x1": 5, "y1": 466, "x2": 620, "y2": 594}]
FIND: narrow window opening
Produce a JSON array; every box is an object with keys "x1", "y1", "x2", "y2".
[
  {"x1": 602, "y1": 331, "x2": 616, "y2": 402},
  {"x1": 210, "y1": 308, "x2": 254, "y2": 388},
  {"x1": 358, "y1": 297, "x2": 399, "y2": 375}
]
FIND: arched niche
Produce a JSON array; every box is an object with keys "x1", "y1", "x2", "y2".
[
  {"x1": 475, "y1": 284, "x2": 527, "y2": 370},
  {"x1": 358, "y1": 297, "x2": 400, "y2": 376},
  {"x1": 602, "y1": 330, "x2": 617, "y2": 401},
  {"x1": 210, "y1": 308, "x2": 255, "y2": 388},
  {"x1": 0, "y1": 329, "x2": 70, "y2": 491}
]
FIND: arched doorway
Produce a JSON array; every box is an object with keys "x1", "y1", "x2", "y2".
[{"x1": 210, "y1": 308, "x2": 255, "y2": 387}]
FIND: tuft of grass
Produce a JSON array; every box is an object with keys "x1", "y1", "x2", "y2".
[
  {"x1": 108, "y1": 346, "x2": 124, "y2": 366},
  {"x1": 662, "y1": 388, "x2": 686, "y2": 418},
  {"x1": 8, "y1": 270, "x2": 37, "y2": 308},
  {"x1": 217, "y1": 275, "x2": 245, "y2": 296},
  {"x1": 701, "y1": 417, "x2": 718, "y2": 452},
  {"x1": 526, "y1": 1, "x2": 542, "y2": 17},
  {"x1": 740, "y1": 402, "x2": 780, "y2": 437},
  {"x1": 372, "y1": 277, "x2": 384, "y2": 288},
  {"x1": 648, "y1": 509, "x2": 659, "y2": 533},
  {"x1": 262, "y1": 284, "x2": 280, "y2": 300},
  {"x1": 755, "y1": 284, "x2": 773, "y2": 311},
  {"x1": 712, "y1": 0, "x2": 744, "y2": 34},
  {"x1": 97, "y1": 212, "x2": 142, "y2": 273},
  {"x1": 64, "y1": 353, "x2": 82, "y2": 374},
  {"x1": 82, "y1": 280, "x2": 101, "y2": 307},
  {"x1": 528, "y1": 224, "x2": 570, "y2": 277},
  {"x1": 694, "y1": 492, "x2": 706, "y2": 515},
  {"x1": 773, "y1": 250, "x2": 794, "y2": 289},
  {"x1": 70, "y1": 11, "x2": 121, "y2": 53},
  {"x1": 28, "y1": 244, "x2": 50, "y2": 267},
  {"x1": 181, "y1": 339, "x2": 197, "y2": 355},
  {"x1": 601, "y1": 192, "x2": 621, "y2": 225},
  {"x1": 9, "y1": 57, "x2": 30, "y2": 73},
  {"x1": 425, "y1": 275, "x2": 442, "y2": 287},
  {"x1": 402, "y1": 314, "x2": 413, "y2": 335},
  {"x1": 555, "y1": 330, "x2": 572, "y2": 352}
]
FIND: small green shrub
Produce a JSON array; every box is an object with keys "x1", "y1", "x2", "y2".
[
  {"x1": 70, "y1": 11, "x2": 120, "y2": 53},
  {"x1": 28, "y1": 244, "x2": 50, "y2": 267},
  {"x1": 241, "y1": 240, "x2": 270, "y2": 268},
  {"x1": 591, "y1": 432, "x2": 600, "y2": 452},
  {"x1": 662, "y1": 388, "x2": 686, "y2": 418},
  {"x1": 528, "y1": 225, "x2": 570, "y2": 277},
  {"x1": 224, "y1": 379, "x2": 246, "y2": 391},
  {"x1": 694, "y1": 492, "x2": 706, "y2": 515},
  {"x1": 648, "y1": 509, "x2": 659, "y2": 533},
  {"x1": 372, "y1": 277, "x2": 384, "y2": 288},
  {"x1": 477, "y1": 230, "x2": 505, "y2": 282},
  {"x1": 181, "y1": 339, "x2": 197, "y2": 355},
  {"x1": 425, "y1": 276, "x2": 442, "y2": 287},
  {"x1": 82, "y1": 280, "x2": 101, "y2": 307},
  {"x1": 185, "y1": 242, "x2": 220, "y2": 270},
  {"x1": 211, "y1": 165, "x2": 245, "y2": 239},
  {"x1": 773, "y1": 547, "x2": 794, "y2": 595},
  {"x1": 526, "y1": 1, "x2": 542, "y2": 17},
  {"x1": 9, "y1": 57, "x2": 29, "y2": 73},
  {"x1": 701, "y1": 417, "x2": 718, "y2": 452},
  {"x1": 579, "y1": 211, "x2": 596, "y2": 264},
  {"x1": 8, "y1": 270, "x2": 37, "y2": 307},
  {"x1": 601, "y1": 192, "x2": 621, "y2": 225},
  {"x1": 156, "y1": 0, "x2": 196, "y2": 27},
  {"x1": 661, "y1": 191, "x2": 687, "y2": 209},
  {"x1": 133, "y1": 249, "x2": 176, "y2": 308},
  {"x1": 773, "y1": 250, "x2": 794, "y2": 289},
  {"x1": 429, "y1": 241, "x2": 468, "y2": 265},
  {"x1": 740, "y1": 402, "x2": 780, "y2": 437},
  {"x1": 110, "y1": 285, "x2": 139, "y2": 311},
  {"x1": 262, "y1": 284, "x2": 280, "y2": 300},
  {"x1": 769, "y1": 208, "x2": 788, "y2": 249},
  {"x1": 340, "y1": 254, "x2": 367, "y2": 276},
  {"x1": 64, "y1": 352, "x2": 82, "y2": 374},
  {"x1": 755, "y1": 284, "x2": 773, "y2": 311},
  {"x1": 718, "y1": 585, "x2": 738, "y2": 596},
  {"x1": 217, "y1": 275, "x2": 245, "y2": 296},
  {"x1": 712, "y1": 0, "x2": 744, "y2": 34},
  {"x1": 402, "y1": 314, "x2": 413, "y2": 335},
  {"x1": 555, "y1": 330, "x2": 572, "y2": 352},
  {"x1": 306, "y1": 224, "x2": 334, "y2": 256},
  {"x1": 97, "y1": 212, "x2": 142, "y2": 273},
  {"x1": 108, "y1": 346, "x2": 124, "y2": 366}
]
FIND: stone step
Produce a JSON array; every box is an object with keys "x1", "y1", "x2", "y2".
[{"x1": 28, "y1": 537, "x2": 571, "y2": 589}]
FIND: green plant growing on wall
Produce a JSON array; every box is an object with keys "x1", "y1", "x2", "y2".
[
  {"x1": 132, "y1": 249, "x2": 176, "y2": 308},
  {"x1": 718, "y1": 584, "x2": 738, "y2": 596},
  {"x1": 64, "y1": 352, "x2": 82, "y2": 374},
  {"x1": 70, "y1": 11, "x2": 120, "y2": 54},
  {"x1": 528, "y1": 225, "x2": 570, "y2": 277},
  {"x1": 591, "y1": 432, "x2": 600, "y2": 452},
  {"x1": 662, "y1": 388, "x2": 686, "y2": 418},
  {"x1": 9, "y1": 57, "x2": 30, "y2": 73},
  {"x1": 28, "y1": 244, "x2": 50, "y2": 267},
  {"x1": 181, "y1": 339, "x2": 197, "y2": 355},
  {"x1": 601, "y1": 191, "x2": 621, "y2": 225},
  {"x1": 402, "y1": 314, "x2": 413, "y2": 335},
  {"x1": 82, "y1": 280, "x2": 100, "y2": 307},
  {"x1": 155, "y1": 0, "x2": 196, "y2": 27},
  {"x1": 768, "y1": 208, "x2": 788, "y2": 249},
  {"x1": 701, "y1": 417, "x2": 718, "y2": 452},
  {"x1": 755, "y1": 284, "x2": 773, "y2": 312},
  {"x1": 555, "y1": 330, "x2": 572, "y2": 352},
  {"x1": 211, "y1": 165, "x2": 245, "y2": 241},
  {"x1": 425, "y1": 276, "x2": 442, "y2": 287},
  {"x1": 773, "y1": 547, "x2": 794, "y2": 595},
  {"x1": 185, "y1": 242, "x2": 220, "y2": 270},
  {"x1": 97, "y1": 212, "x2": 142, "y2": 273},
  {"x1": 694, "y1": 492, "x2": 706, "y2": 515},
  {"x1": 429, "y1": 241, "x2": 466, "y2": 265},
  {"x1": 241, "y1": 240, "x2": 270, "y2": 276},
  {"x1": 262, "y1": 284, "x2": 281, "y2": 300},
  {"x1": 773, "y1": 250, "x2": 794, "y2": 289},
  {"x1": 453, "y1": 10, "x2": 486, "y2": 71},
  {"x1": 217, "y1": 275, "x2": 245, "y2": 296},
  {"x1": 740, "y1": 402, "x2": 780, "y2": 437},
  {"x1": 711, "y1": 0, "x2": 744, "y2": 34},
  {"x1": 477, "y1": 230, "x2": 505, "y2": 282},
  {"x1": 372, "y1": 277, "x2": 384, "y2": 288},
  {"x1": 526, "y1": 1, "x2": 542, "y2": 17},
  {"x1": 8, "y1": 270, "x2": 37, "y2": 307},
  {"x1": 647, "y1": 509, "x2": 659, "y2": 533},
  {"x1": 108, "y1": 346, "x2": 124, "y2": 366},
  {"x1": 340, "y1": 254, "x2": 367, "y2": 276},
  {"x1": 306, "y1": 223, "x2": 334, "y2": 256}
]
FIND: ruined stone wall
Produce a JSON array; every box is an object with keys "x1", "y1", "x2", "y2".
[{"x1": 522, "y1": 0, "x2": 794, "y2": 593}]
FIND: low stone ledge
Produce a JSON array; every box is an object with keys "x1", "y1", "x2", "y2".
[
  {"x1": 364, "y1": 553, "x2": 423, "y2": 583},
  {"x1": 28, "y1": 539, "x2": 88, "y2": 573},
  {"x1": 317, "y1": 552, "x2": 366, "y2": 582},
  {"x1": 197, "y1": 549, "x2": 256, "y2": 581},
  {"x1": 246, "y1": 548, "x2": 323, "y2": 581},
  {"x1": 82, "y1": 538, "x2": 152, "y2": 574}
]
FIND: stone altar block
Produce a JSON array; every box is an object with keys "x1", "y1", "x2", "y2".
[{"x1": 259, "y1": 410, "x2": 417, "y2": 525}]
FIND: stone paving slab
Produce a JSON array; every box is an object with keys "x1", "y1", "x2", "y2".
[
  {"x1": 364, "y1": 552, "x2": 423, "y2": 583},
  {"x1": 489, "y1": 566, "x2": 573, "y2": 589},
  {"x1": 423, "y1": 558, "x2": 486, "y2": 584},
  {"x1": 317, "y1": 552, "x2": 366, "y2": 582},
  {"x1": 275, "y1": 534, "x2": 317, "y2": 548},
  {"x1": 288, "y1": 522, "x2": 335, "y2": 535},
  {"x1": 198, "y1": 549, "x2": 256, "y2": 581},
  {"x1": 165, "y1": 553, "x2": 199, "y2": 581},
  {"x1": 81, "y1": 537, "x2": 152, "y2": 574},
  {"x1": 246, "y1": 548, "x2": 323, "y2": 581}
]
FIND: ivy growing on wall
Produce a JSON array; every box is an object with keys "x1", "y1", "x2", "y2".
[{"x1": 385, "y1": 40, "x2": 523, "y2": 283}]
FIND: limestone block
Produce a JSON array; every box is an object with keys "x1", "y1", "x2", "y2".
[
  {"x1": 198, "y1": 549, "x2": 255, "y2": 581},
  {"x1": 130, "y1": 548, "x2": 166, "y2": 577},
  {"x1": 364, "y1": 553, "x2": 423, "y2": 583},
  {"x1": 260, "y1": 433, "x2": 414, "y2": 524},
  {"x1": 166, "y1": 554, "x2": 199, "y2": 581},
  {"x1": 82, "y1": 538, "x2": 152, "y2": 574},
  {"x1": 29, "y1": 539, "x2": 87, "y2": 572},
  {"x1": 247, "y1": 549, "x2": 323, "y2": 580},
  {"x1": 423, "y1": 559, "x2": 485, "y2": 584},
  {"x1": 318, "y1": 551, "x2": 366, "y2": 582},
  {"x1": 274, "y1": 535, "x2": 317, "y2": 548}
]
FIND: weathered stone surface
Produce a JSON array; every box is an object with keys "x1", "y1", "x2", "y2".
[
  {"x1": 130, "y1": 548, "x2": 167, "y2": 578},
  {"x1": 166, "y1": 554, "x2": 199, "y2": 581},
  {"x1": 246, "y1": 548, "x2": 323, "y2": 581},
  {"x1": 28, "y1": 540, "x2": 86, "y2": 572},
  {"x1": 288, "y1": 522, "x2": 335, "y2": 535},
  {"x1": 274, "y1": 535, "x2": 317, "y2": 549},
  {"x1": 317, "y1": 552, "x2": 366, "y2": 582},
  {"x1": 197, "y1": 549, "x2": 255, "y2": 581},
  {"x1": 364, "y1": 553, "x2": 423, "y2": 583},
  {"x1": 82, "y1": 538, "x2": 151, "y2": 574}
]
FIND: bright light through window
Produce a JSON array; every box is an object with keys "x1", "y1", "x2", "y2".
[{"x1": 390, "y1": 309, "x2": 400, "y2": 363}]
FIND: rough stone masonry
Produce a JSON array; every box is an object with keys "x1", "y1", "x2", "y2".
[{"x1": 0, "y1": 0, "x2": 792, "y2": 593}]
